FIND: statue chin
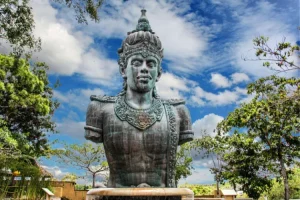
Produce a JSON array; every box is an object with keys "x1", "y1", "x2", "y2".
[{"x1": 134, "y1": 83, "x2": 153, "y2": 93}]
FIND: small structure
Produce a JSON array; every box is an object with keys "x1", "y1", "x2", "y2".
[
  {"x1": 214, "y1": 189, "x2": 237, "y2": 200},
  {"x1": 51, "y1": 181, "x2": 88, "y2": 200},
  {"x1": 42, "y1": 188, "x2": 54, "y2": 200}
]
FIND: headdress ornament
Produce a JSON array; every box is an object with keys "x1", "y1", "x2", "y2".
[{"x1": 118, "y1": 9, "x2": 164, "y2": 68}]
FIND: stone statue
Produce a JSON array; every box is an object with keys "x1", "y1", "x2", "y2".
[{"x1": 84, "y1": 9, "x2": 194, "y2": 188}]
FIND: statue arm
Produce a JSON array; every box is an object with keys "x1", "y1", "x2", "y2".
[
  {"x1": 84, "y1": 100, "x2": 103, "y2": 143},
  {"x1": 176, "y1": 104, "x2": 194, "y2": 145}
]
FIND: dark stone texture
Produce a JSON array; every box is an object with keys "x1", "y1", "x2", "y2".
[{"x1": 84, "y1": 10, "x2": 194, "y2": 188}]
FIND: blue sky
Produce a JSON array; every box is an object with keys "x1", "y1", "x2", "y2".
[{"x1": 1, "y1": 0, "x2": 299, "y2": 186}]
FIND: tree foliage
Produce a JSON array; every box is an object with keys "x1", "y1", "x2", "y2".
[
  {"x1": 217, "y1": 35, "x2": 300, "y2": 200},
  {"x1": 53, "y1": 142, "x2": 108, "y2": 188},
  {"x1": 0, "y1": 0, "x2": 41, "y2": 56},
  {"x1": 194, "y1": 36, "x2": 299, "y2": 200},
  {"x1": 0, "y1": 54, "x2": 58, "y2": 157},
  {"x1": 0, "y1": 158, "x2": 51, "y2": 199},
  {"x1": 193, "y1": 133, "x2": 227, "y2": 197},
  {"x1": 194, "y1": 133, "x2": 272, "y2": 199},
  {"x1": 179, "y1": 184, "x2": 213, "y2": 196},
  {"x1": 61, "y1": 173, "x2": 79, "y2": 182},
  {"x1": 252, "y1": 36, "x2": 300, "y2": 72},
  {"x1": 175, "y1": 142, "x2": 193, "y2": 186},
  {"x1": 52, "y1": 0, "x2": 104, "y2": 24},
  {"x1": 217, "y1": 75, "x2": 300, "y2": 200},
  {"x1": 261, "y1": 165, "x2": 300, "y2": 200}
]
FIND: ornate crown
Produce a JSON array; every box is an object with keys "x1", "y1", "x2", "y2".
[{"x1": 118, "y1": 9, "x2": 164, "y2": 68}]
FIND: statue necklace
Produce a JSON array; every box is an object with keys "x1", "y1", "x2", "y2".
[{"x1": 114, "y1": 95, "x2": 164, "y2": 130}]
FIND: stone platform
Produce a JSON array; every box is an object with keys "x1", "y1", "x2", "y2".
[{"x1": 86, "y1": 188, "x2": 194, "y2": 200}]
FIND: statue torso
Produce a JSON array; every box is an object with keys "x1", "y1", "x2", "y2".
[
  {"x1": 100, "y1": 97, "x2": 180, "y2": 187},
  {"x1": 85, "y1": 95, "x2": 194, "y2": 188}
]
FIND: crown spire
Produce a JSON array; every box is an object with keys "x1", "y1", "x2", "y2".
[{"x1": 132, "y1": 9, "x2": 154, "y2": 33}]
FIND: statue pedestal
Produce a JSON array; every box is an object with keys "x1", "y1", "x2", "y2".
[{"x1": 86, "y1": 188, "x2": 194, "y2": 200}]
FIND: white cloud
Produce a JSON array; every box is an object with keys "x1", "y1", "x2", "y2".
[
  {"x1": 191, "y1": 86, "x2": 246, "y2": 106},
  {"x1": 54, "y1": 88, "x2": 104, "y2": 111},
  {"x1": 231, "y1": 73, "x2": 250, "y2": 84},
  {"x1": 29, "y1": 0, "x2": 119, "y2": 86},
  {"x1": 56, "y1": 120, "x2": 85, "y2": 140},
  {"x1": 210, "y1": 73, "x2": 231, "y2": 88},
  {"x1": 192, "y1": 113, "x2": 224, "y2": 138},
  {"x1": 210, "y1": 72, "x2": 250, "y2": 88},
  {"x1": 178, "y1": 167, "x2": 214, "y2": 185},
  {"x1": 156, "y1": 72, "x2": 196, "y2": 99},
  {"x1": 41, "y1": 165, "x2": 67, "y2": 179},
  {"x1": 72, "y1": 0, "x2": 216, "y2": 74},
  {"x1": 229, "y1": 1, "x2": 298, "y2": 78}
]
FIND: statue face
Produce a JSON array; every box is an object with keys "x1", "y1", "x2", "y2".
[{"x1": 122, "y1": 54, "x2": 161, "y2": 93}]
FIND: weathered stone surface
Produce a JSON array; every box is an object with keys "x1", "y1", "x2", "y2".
[{"x1": 84, "y1": 9, "x2": 194, "y2": 188}]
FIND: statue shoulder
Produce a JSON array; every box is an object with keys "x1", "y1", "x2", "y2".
[
  {"x1": 162, "y1": 98, "x2": 185, "y2": 106},
  {"x1": 90, "y1": 95, "x2": 117, "y2": 103}
]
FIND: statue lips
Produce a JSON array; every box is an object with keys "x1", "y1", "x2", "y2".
[{"x1": 137, "y1": 75, "x2": 152, "y2": 83}]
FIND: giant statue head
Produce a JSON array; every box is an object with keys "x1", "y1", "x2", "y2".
[{"x1": 117, "y1": 9, "x2": 164, "y2": 97}]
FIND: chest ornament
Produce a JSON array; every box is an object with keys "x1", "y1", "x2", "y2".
[{"x1": 114, "y1": 95, "x2": 164, "y2": 130}]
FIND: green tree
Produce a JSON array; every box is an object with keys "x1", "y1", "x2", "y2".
[
  {"x1": 0, "y1": 0, "x2": 41, "y2": 56},
  {"x1": 53, "y1": 142, "x2": 108, "y2": 188},
  {"x1": 0, "y1": 54, "x2": 59, "y2": 157},
  {"x1": 0, "y1": 158, "x2": 52, "y2": 199},
  {"x1": 193, "y1": 134, "x2": 226, "y2": 197},
  {"x1": 52, "y1": 0, "x2": 104, "y2": 24},
  {"x1": 194, "y1": 133, "x2": 272, "y2": 199},
  {"x1": 61, "y1": 173, "x2": 79, "y2": 182},
  {"x1": 217, "y1": 75, "x2": 300, "y2": 200},
  {"x1": 261, "y1": 165, "x2": 300, "y2": 200},
  {"x1": 217, "y1": 36, "x2": 299, "y2": 200},
  {"x1": 252, "y1": 36, "x2": 299, "y2": 72},
  {"x1": 221, "y1": 133, "x2": 272, "y2": 199},
  {"x1": 175, "y1": 142, "x2": 193, "y2": 186},
  {"x1": 179, "y1": 184, "x2": 213, "y2": 196}
]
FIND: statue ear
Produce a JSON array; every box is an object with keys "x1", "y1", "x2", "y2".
[
  {"x1": 119, "y1": 61, "x2": 127, "y2": 79},
  {"x1": 120, "y1": 66, "x2": 127, "y2": 79},
  {"x1": 156, "y1": 67, "x2": 162, "y2": 82}
]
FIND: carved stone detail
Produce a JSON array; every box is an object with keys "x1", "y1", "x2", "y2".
[
  {"x1": 114, "y1": 95, "x2": 164, "y2": 130},
  {"x1": 164, "y1": 103, "x2": 178, "y2": 187},
  {"x1": 91, "y1": 95, "x2": 117, "y2": 103}
]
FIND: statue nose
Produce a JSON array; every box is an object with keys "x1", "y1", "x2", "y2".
[{"x1": 140, "y1": 61, "x2": 148, "y2": 73}]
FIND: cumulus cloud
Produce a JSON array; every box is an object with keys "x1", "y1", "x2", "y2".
[
  {"x1": 41, "y1": 165, "x2": 67, "y2": 179},
  {"x1": 210, "y1": 72, "x2": 250, "y2": 88},
  {"x1": 156, "y1": 72, "x2": 197, "y2": 99},
  {"x1": 30, "y1": 0, "x2": 119, "y2": 86},
  {"x1": 190, "y1": 86, "x2": 250, "y2": 107},
  {"x1": 56, "y1": 120, "x2": 85, "y2": 140},
  {"x1": 55, "y1": 0, "x2": 216, "y2": 74},
  {"x1": 54, "y1": 88, "x2": 104, "y2": 111},
  {"x1": 192, "y1": 113, "x2": 224, "y2": 138},
  {"x1": 210, "y1": 73, "x2": 231, "y2": 88},
  {"x1": 231, "y1": 73, "x2": 250, "y2": 84}
]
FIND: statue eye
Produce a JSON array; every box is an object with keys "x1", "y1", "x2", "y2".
[
  {"x1": 131, "y1": 60, "x2": 142, "y2": 66},
  {"x1": 147, "y1": 61, "x2": 156, "y2": 68}
]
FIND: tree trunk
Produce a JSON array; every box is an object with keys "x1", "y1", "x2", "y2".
[
  {"x1": 216, "y1": 179, "x2": 220, "y2": 197},
  {"x1": 278, "y1": 148, "x2": 289, "y2": 200},
  {"x1": 92, "y1": 173, "x2": 96, "y2": 188}
]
